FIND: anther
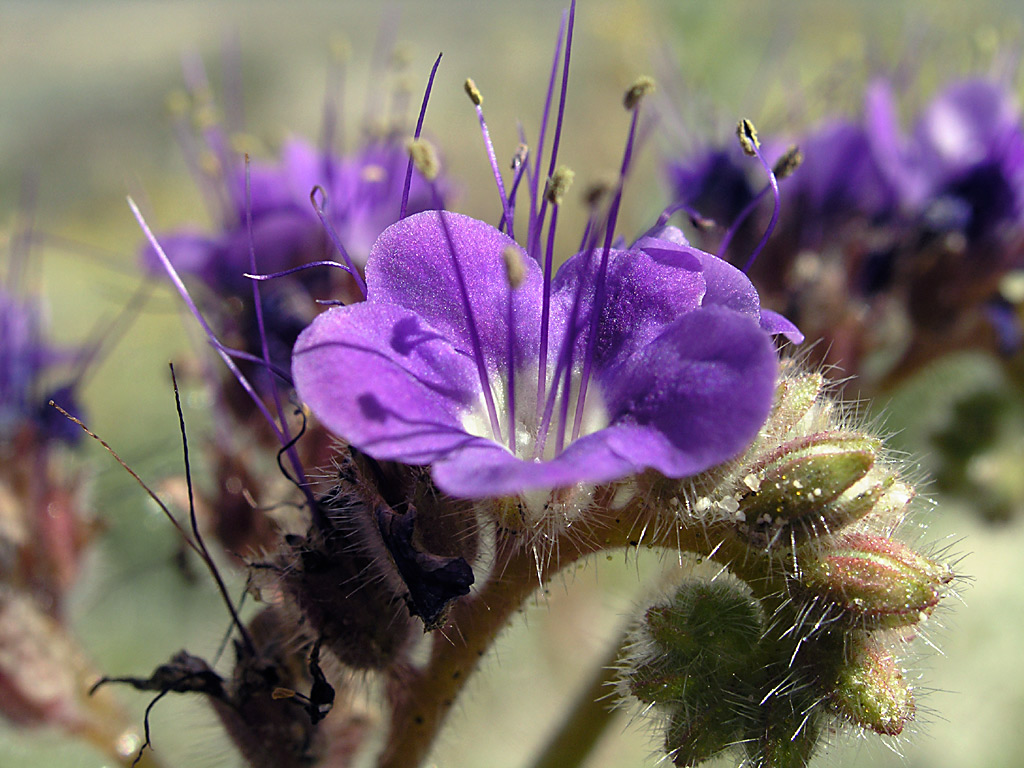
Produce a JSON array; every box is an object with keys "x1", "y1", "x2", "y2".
[
  {"x1": 623, "y1": 75, "x2": 655, "y2": 111},
  {"x1": 502, "y1": 245, "x2": 527, "y2": 289},
  {"x1": 773, "y1": 144, "x2": 803, "y2": 180},
  {"x1": 511, "y1": 143, "x2": 529, "y2": 171},
  {"x1": 329, "y1": 34, "x2": 351, "y2": 63},
  {"x1": 737, "y1": 118, "x2": 760, "y2": 156},
  {"x1": 583, "y1": 179, "x2": 613, "y2": 209},
  {"x1": 544, "y1": 166, "x2": 575, "y2": 205},
  {"x1": 464, "y1": 78, "x2": 484, "y2": 106},
  {"x1": 165, "y1": 88, "x2": 190, "y2": 116},
  {"x1": 405, "y1": 137, "x2": 441, "y2": 181}
]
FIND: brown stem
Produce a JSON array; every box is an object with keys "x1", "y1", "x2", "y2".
[{"x1": 375, "y1": 492, "x2": 780, "y2": 768}]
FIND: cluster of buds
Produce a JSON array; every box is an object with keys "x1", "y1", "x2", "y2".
[{"x1": 619, "y1": 365, "x2": 955, "y2": 766}]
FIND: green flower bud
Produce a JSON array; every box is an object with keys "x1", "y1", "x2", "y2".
[
  {"x1": 665, "y1": 704, "x2": 739, "y2": 767},
  {"x1": 739, "y1": 433, "x2": 880, "y2": 548},
  {"x1": 800, "y1": 533, "x2": 953, "y2": 628},
  {"x1": 626, "y1": 658, "x2": 692, "y2": 705},
  {"x1": 831, "y1": 641, "x2": 914, "y2": 735},
  {"x1": 768, "y1": 372, "x2": 824, "y2": 438},
  {"x1": 644, "y1": 579, "x2": 763, "y2": 670}
]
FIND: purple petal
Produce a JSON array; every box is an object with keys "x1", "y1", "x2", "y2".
[
  {"x1": 598, "y1": 306, "x2": 778, "y2": 477},
  {"x1": 549, "y1": 243, "x2": 705, "y2": 368},
  {"x1": 366, "y1": 211, "x2": 542, "y2": 367},
  {"x1": 431, "y1": 436, "x2": 636, "y2": 497},
  {"x1": 759, "y1": 309, "x2": 804, "y2": 344},
  {"x1": 635, "y1": 234, "x2": 760, "y2": 317},
  {"x1": 293, "y1": 302, "x2": 490, "y2": 465}
]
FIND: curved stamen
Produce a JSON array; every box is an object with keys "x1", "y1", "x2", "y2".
[
  {"x1": 529, "y1": 0, "x2": 576, "y2": 261},
  {"x1": 310, "y1": 186, "x2": 368, "y2": 298},
  {"x1": 571, "y1": 82, "x2": 648, "y2": 441},
  {"x1": 716, "y1": 184, "x2": 770, "y2": 260},
  {"x1": 465, "y1": 79, "x2": 515, "y2": 237},
  {"x1": 129, "y1": 197, "x2": 317, "y2": 512},
  {"x1": 401, "y1": 52, "x2": 443, "y2": 220},
  {"x1": 643, "y1": 199, "x2": 716, "y2": 238},
  {"x1": 244, "y1": 260, "x2": 360, "y2": 283},
  {"x1": 736, "y1": 119, "x2": 783, "y2": 274}
]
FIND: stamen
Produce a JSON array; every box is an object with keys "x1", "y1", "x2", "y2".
[
  {"x1": 400, "y1": 52, "x2": 443, "y2": 220},
  {"x1": 181, "y1": 51, "x2": 238, "y2": 218},
  {"x1": 465, "y1": 78, "x2": 515, "y2": 236},
  {"x1": 526, "y1": 7, "x2": 569, "y2": 259},
  {"x1": 498, "y1": 143, "x2": 530, "y2": 235},
  {"x1": 309, "y1": 186, "x2": 368, "y2": 298},
  {"x1": 406, "y1": 137, "x2": 441, "y2": 180},
  {"x1": 322, "y1": 35, "x2": 352, "y2": 154},
  {"x1": 646, "y1": 199, "x2": 716, "y2": 235},
  {"x1": 731, "y1": 119, "x2": 786, "y2": 273},
  {"x1": 244, "y1": 261, "x2": 360, "y2": 282},
  {"x1": 503, "y1": 244, "x2": 525, "y2": 455},
  {"x1": 128, "y1": 197, "x2": 316, "y2": 513},
  {"x1": 533, "y1": 167, "x2": 575, "y2": 430},
  {"x1": 571, "y1": 77, "x2": 649, "y2": 441},
  {"x1": 528, "y1": 0, "x2": 576, "y2": 261},
  {"x1": 246, "y1": 156, "x2": 305, "y2": 490}
]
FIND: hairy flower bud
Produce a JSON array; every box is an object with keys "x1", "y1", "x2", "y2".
[
  {"x1": 621, "y1": 578, "x2": 765, "y2": 764},
  {"x1": 831, "y1": 641, "x2": 914, "y2": 735},
  {"x1": 738, "y1": 433, "x2": 881, "y2": 548},
  {"x1": 768, "y1": 372, "x2": 824, "y2": 437},
  {"x1": 800, "y1": 533, "x2": 954, "y2": 628},
  {"x1": 643, "y1": 579, "x2": 763, "y2": 670},
  {"x1": 664, "y1": 704, "x2": 740, "y2": 767}
]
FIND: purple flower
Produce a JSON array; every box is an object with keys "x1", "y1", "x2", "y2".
[
  {"x1": 0, "y1": 290, "x2": 82, "y2": 445},
  {"x1": 292, "y1": 211, "x2": 784, "y2": 499},
  {"x1": 145, "y1": 137, "x2": 441, "y2": 297},
  {"x1": 140, "y1": 53, "x2": 449, "y2": 382}
]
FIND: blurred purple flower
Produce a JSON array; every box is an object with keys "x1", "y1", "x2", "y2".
[
  {"x1": 0, "y1": 289, "x2": 81, "y2": 445},
  {"x1": 143, "y1": 136, "x2": 441, "y2": 296}
]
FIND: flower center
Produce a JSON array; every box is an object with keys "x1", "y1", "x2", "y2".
[{"x1": 460, "y1": 365, "x2": 609, "y2": 461}]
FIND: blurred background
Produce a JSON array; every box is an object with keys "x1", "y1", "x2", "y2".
[{"x1": 2, "y1": 1, "x2": 1023, "y2": 766}]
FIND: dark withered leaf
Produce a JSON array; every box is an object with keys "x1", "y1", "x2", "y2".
[
  {"x1": 375, "y1": 504, "x2": 474, "y2": 630},
  {"x1": 93, "y1": 650, "x2": 225, "y2": 698}
]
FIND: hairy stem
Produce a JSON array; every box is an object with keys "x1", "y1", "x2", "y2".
[{"x1": 376, "y1": 482, "x2": 781, "y2": 768}]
